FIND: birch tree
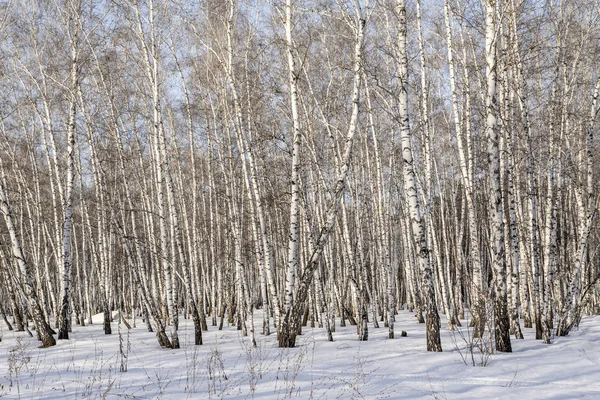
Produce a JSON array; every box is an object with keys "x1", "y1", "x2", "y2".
[
  {"x1": 443, "y1": 0, "x2": 485, "y2": 337},
  {"x1": 485, "y1": 0, "x2": 511, "y2": 353},
  {"x1": 0, "y1": 161, "x2": 56, "y2": 347},
  {"x1": 396, "y1": 0, "x2": 441, "y2": 352},
  {"x1": 278, "y1": 0, "x2": 367, "y2": 348},
  {"x1": 57, "y1": 0, "x2": 81, "y2": 341}
]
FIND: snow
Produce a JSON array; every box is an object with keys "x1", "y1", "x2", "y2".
[{"x1": 1, "y1": 310, "x2": 600, "y2": 399}]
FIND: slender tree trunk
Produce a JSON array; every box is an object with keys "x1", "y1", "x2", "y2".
[
  {"x1": 0, "y1": 166, "x2": 56, "y2": 347},
  {"x1": 397, "y1": 0, "x2": 441, "y2": 352},
  {"x1": 443, "y1": 0, "x2": 485, "y2": 336},
  {"x1": 278, "y1": 1, "x2": 366, "y2": 347},
  {"x1": 58, "y1": 2, "x2": 80, "y2": 339},
  {"x1": 485, "y1": 0, "x2": 511, "y2": 353}
]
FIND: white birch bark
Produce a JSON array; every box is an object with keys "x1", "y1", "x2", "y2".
[
  {"x1": 0, "y1": 162, "x2": 56, "y2": 347},
  {"x1": 170, "y1": 43, "x2": 208, "y2": 335},
  {"x1": 505, "y1": 76, "x2": 524, "y2": 339},
  {"x1": 485, "y1": 0, "x2": 511, "y2": 353},
  {"x1": 559, "y1": 76, "x2": 600, "y2": 335},
  {"x1": 397, "y1": 0, "x2": 441, "y2": 352},
  {"x1": 539, "y1": 47, "x2": 563, "y2": 343},
  {"x1": 417, "y1": 0, "x2": 453, "y2": 329},
  {"x1": 133, "y1": 0, "x2": 179, "y2": 348},
  {"x1": 443, "y1": 0, "x2": 484, "y2": 335},
  {"x1": 57, "y1": 1, "x2": 80, "y2": 339},
  {"x1": 278, "y1": 0, "x2": 366, "y2": 347},
  {"x1": 283, "y1": 0, "x2": 302, "y2": 329},
  {"x1": 509, "y1": 0, "x2": 541, "y2": 336},
  {"x1": 362, "y1": 80, "x2": 383, "y2": 329},
  {"x1": 160, "y1": 120, "x2": 204, "y2": 345}
]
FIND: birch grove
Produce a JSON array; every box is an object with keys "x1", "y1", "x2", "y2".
[{"x1": 0, "y1": 0, "x2": 599, "y2": 356}]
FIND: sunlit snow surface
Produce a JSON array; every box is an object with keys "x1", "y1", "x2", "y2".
[{"x1": 1, "y1": 310, "x2": 600, "y2": 399}]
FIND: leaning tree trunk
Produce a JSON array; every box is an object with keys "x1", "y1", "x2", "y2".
[
  {"x1": 0, "y1": 168, "x2": 56, "y2": 347},
  {"x1": 558, "y1": 76, "x2": 600, "y2": 336},
  {"x1": 278, "y1": 1, "x2": 366, "y2": 347}
]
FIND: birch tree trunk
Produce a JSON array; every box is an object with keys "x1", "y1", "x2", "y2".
[
  {"x1": 397, "y1": 0, "x2": 441, "y2": 352},
  {"x1": 282, "y1": 0, "x2": 302, "y2": 335},
  {"x1": 509, "y1": 0, "x2": 541, "y2": 335},
  {"x1": 278, "y1": 0, "x2": 366, "y2": 347},
  {"x1": 558, "y1": 75, "x2": 600, "y2": 336},
  {"x1": 58, "y1": 0, "x2": 80, "y2": 340},
  {"x1": 133, "y1": 0, "x2": 179, "y2": 349},
  {"x1": 485, "y1": 0, "x2": 511, "y2": 353},
  {"x1": 505, "y1": 79, "x2": 524, "y2": 340},
  {"x1": 443, "y1": 0, "x2": 485, "y2": 336},
  {"x1": 0, "y1": 163, "x2": 56, "y2": 347}
]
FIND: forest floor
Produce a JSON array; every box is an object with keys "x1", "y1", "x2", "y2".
[{"x1": 1, "y1": 309, "x2": 599, "y2": 399}]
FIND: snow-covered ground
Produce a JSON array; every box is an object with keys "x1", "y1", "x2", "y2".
[{"x1": 1, "y1": 310, "x2": 599, "y2": 399}]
